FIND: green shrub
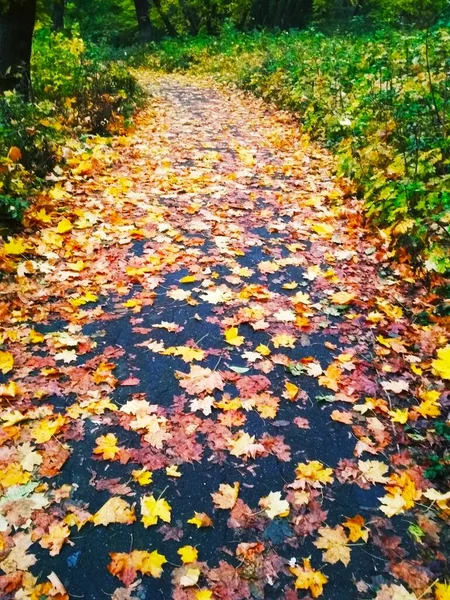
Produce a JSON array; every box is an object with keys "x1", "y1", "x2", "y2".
[{"x1": 0, "y1": 28, "x2": 141, "y2": 227}]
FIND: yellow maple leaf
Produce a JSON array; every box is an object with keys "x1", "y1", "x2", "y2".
[
  {"x1": 272, "y1": 333, "x2": 296, "y2": 349},
  {"x1": 0, "y1": 351, "x2": 14, "y2": 374},
  {"x1": 289, "y1": 558, "x2": 328, "y2": 598},
  {"x1": 163, "y1": 346, "x2": 205, "y2": 362},
  {"x1": 283, "y1": 281, "x2": 298, "y2": 290},
  {"x1": 196, "y1": 590, "x2": 213, "y2": 600},
  {"x1": 32, "y1": 415, "x2": 66, "y2": 444},
  {"x1": 2, "y1": 238, "x2": 26, "y2": 255},
  {"x1": 141, "y1": 495, "x2": 171, "y2": 527},
  {"x1": 0, "y1": 462, "x2": 31, "y2": 488},
  {"x1": 259, "y1": 491, "x2": 290, "y2": 519},
  {"x1": 330, "y1": 291, "x2": 355, "y2": 305},
  {"x1": 91, "y1": 497, "x2": 136, "y2": 526},
  {"x1": 283, "y1": 381, "x2": 299, "y2": 400},
  {"x1": 295, "y1": 460, "x2": 334, "y2": 488},
  {"x1": 256, "y1": 344, "x2": 271, "y2": 356},
  {"x1": 187, "y1": 512, "x2": 213, "y2": 528},
  {"x1": 314, "y1": 525, "x2": 351, "y2": 566},
  {"x1": 132, "y1": 468, "x2": 153, "y2": 486},
  {"x1": 93, "y1": 433, "x2": 120, "y2": 460},
  {"x1": 163, "y1": 466, "x2": 180, "y2": 479},
  {"x1": 211, "y1": 482, "x2": 240, "y2": 509},
  {"x1": 56, "y1": 218, "x2": 73, "y2": 234},
  {"x1": 109, "y1": 550, "x2": 167, "y2": 583},
  {"x1": 432, "y1": 345, "x2": 450, "y2": 380},
  {"x1": 227, "y1": 431, "x2": 265, "y2": 459},
  {"x1": 435, "y1": 582, "x2": 450, "y2": 600},
  {"x1": 178, "y1": 545, "x2": 198, "y2": 564},
  {"x1": 416, "y1": 389, "x2": 441, "y2": 418},
  {"x1": 342, "y1": 515, "x2": 369, "y2": 542},
  {"x1": 40, "y1": 523, "x2": 71, "y2": 556},
  {"x1": 224, "y1": 327, "x2": 245, "y2": 346},
  {"x1": 0, "y1": 381, "x2": 20, "y2": 397},
  {"x1": 311, "y1": 222, "x2": 334, "y2": 237}
]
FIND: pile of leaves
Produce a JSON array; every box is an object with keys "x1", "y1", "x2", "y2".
[
  {"x1": 0, "y1": 28, "x2": 140, "y2": 227},
  {"x1": 146, "y1": 26, "x2": 450, "y2": 276}
]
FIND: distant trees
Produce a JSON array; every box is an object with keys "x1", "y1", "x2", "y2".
[{"x1": 0, "y1": 0, "x2": 37, "y2": 96}]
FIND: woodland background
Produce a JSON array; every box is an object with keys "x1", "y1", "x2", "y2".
[{"x1": 0, "y1": 0, "x2": 450, "y2": 278}]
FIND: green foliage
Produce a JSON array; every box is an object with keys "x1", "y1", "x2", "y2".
[
  {"x1": 147, "y1": 27, "x2": 450, "y2": 273},
  {"x1": 0, "y1": 28, "x2": 140, "y2": 226}
]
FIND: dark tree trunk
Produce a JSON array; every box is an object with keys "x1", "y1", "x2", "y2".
[
  {"x1": 52, "y1": 0, "x2": 65, "y2": 31},
  {"x1": 0, "y1": 0, "x2": 37, "y2": 97},
  {"x1": 152, "y1": 0, "x2": 178, "y2": 36},
  {"x1": 179, "y1": 0, "x2": 200, "y2": 35},
  {"x1": 133, "y1": 0, "x2": 153, "y2": 42}
]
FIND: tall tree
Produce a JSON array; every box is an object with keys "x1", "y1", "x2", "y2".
[
  {"x1": 133, "y1": 0, "x2": 153, "y2": 41},
  {"x1": 152, "y1": 0, "x2": 178, "y2": 36},
  {"x1": 0, "y1": 0, "x2": 37, "y2": 97},
  {"x1": 52, "y1": 0, "x2": 65, "y2": 31}
]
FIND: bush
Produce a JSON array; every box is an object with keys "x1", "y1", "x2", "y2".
[
  {"x1": 0, "y1": 28, "x2": 141, "y2": 226},
  {"x1": 147, "y1": 27, "x2": 450, "y2": 274}
]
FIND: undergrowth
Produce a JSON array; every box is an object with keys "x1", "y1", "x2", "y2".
[
  {"x1": 0, "y1": 28, "x2": 140, "y2": 226},
  {"x1": 145, "y1": 26, "x2": 450, "y2": 275}
]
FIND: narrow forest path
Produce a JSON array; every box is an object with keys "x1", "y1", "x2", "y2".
[{"x1": 0, "y1": 74, "x2": 448, "y2": 600}]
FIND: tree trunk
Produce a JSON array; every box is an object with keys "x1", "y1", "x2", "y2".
[
  {"x1": 152, "y1": 0, "x2": 178, "y2": 36},
  {"x1": 0, "y1": 0, "x2": 37, "y2": 97},
  {"x1": 179, "y1": 0, "x2": 200, "y2": 35},
  {"x1": 133, "y1": 0, "x2": 153, "y2": 42},
  {"x1": 52, "y1": 0, "x2": 65, "y2": 31}
]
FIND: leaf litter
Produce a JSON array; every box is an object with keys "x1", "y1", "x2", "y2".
[{"x1": 0, "y1": 73, "x2": 448, "y2": 599}]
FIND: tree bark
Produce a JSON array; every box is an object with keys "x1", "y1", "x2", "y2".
[
  {"x1": 52, "y1": 0, "x2": 65, "y2": 31},
  {"x1": 152, "y1": 0, "x2": 178, "y2": 37},
  {"x1": 179, "y1": 0, "x2": 200, "y2": 35},
  {"x1": 133, "y1": 0, "x2": 153, "y2": 42},
  {"x1": 0, "y1": 0, "x2": 37, "y2": 97}
]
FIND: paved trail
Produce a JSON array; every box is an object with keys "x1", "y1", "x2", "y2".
[{"x1": 0, "y1": 74, "x2": 447, "y2": 600}]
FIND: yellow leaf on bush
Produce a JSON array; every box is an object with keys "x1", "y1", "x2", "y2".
[{"x1": 8, "y1": 146, "x2": 22, "y2": 162}]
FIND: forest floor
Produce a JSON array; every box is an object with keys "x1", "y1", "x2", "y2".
[{"x1": 0, "y1": 74, "x2": 449, "y2": 600}]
